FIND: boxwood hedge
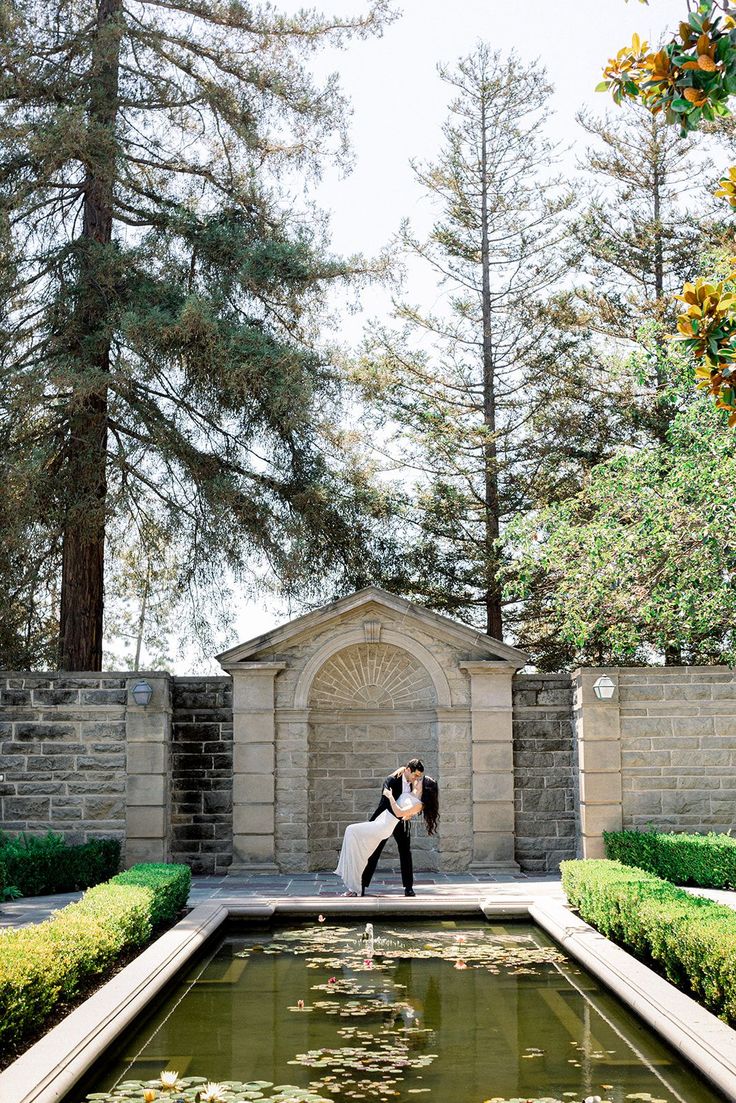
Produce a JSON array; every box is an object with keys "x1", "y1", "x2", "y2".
[
  {"x1": 604, "y1": 827, "x2": 736, "y2": 889},
  {"x1": 561, "y1": 858, "x2": 736, "y2": 1023},
  {"x1": 0, "y1": 862, "x2": 191, "y2": 1053},
  {"x1": 0, "y1": 834, "x2": 121, "y2": 898}
]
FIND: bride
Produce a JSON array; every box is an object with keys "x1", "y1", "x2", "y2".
[{"x1": 335, "y1": 776, "x2": 439, "y2": 896}]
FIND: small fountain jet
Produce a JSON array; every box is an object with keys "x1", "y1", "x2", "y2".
[{"x1": 361, "y1": 922, "x2": 374, "y2": 958}]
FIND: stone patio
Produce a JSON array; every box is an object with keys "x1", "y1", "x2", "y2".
[{"x1": 0, "y1": 870, "x2": 565, "y2": 928}]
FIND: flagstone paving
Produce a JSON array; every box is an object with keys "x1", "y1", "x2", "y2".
[
  {"x1": 3, "y1": 870, "x2": 733, "y2": 929},
  {"x1": 0, "y1": 871, "x2": 564, "y2": 928}
]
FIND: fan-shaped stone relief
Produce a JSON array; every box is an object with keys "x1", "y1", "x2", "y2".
[{"x1": 308, "y1": 643, "x2": 436, "y2": 710}]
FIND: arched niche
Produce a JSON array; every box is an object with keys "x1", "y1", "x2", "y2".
[
  {"x1": 294, "y1": 628, "x2": 452, "y2": 710},
  {"x1": 306, "y1": 640, "x2": 440, "y2": 873}
]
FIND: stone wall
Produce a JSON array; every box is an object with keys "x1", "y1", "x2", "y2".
[
  {"x1": 170, "y1": 676, "x2": 233, "y2": 874},
  {"x1": 619, "y1": 667, "x2": 736, "y2": 832},
  {"x1": 0, "y1": 672, "x2": 127, "y2": 843},
  {"x1": 5, "y1": 655, "x2": 736, "y2": 876},
  {"x1": 512, "y1": 674, "x2": 576, "y2": 872}
]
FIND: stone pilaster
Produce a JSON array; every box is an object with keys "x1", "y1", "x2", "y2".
[
  {"x1": 221, "y1": 661, "x2": 286, "y2": 870},
  {"x1": 125, "y1": 673, "x2": 172, "y2": 865},
  {"x1": 459, "y1": 661, "x2": 519, "y2": 869},
  {"x1": 572, "y1": 668, "x2": 622, "y2": 858}
]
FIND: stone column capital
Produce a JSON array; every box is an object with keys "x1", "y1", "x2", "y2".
[
  {"x1": 220, "y1": 661, "x2": 287, "y2": 675},
  {"x1": 459, "y1": 661, "x2": 521, "y2": 675}
]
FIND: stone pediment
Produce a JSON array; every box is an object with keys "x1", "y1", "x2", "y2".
[{"x1": 216, "y1": 586, "x2": 528, "y2": 667}]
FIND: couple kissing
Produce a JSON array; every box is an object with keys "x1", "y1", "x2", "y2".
[{"x1": 335, "y1": 758, "x2": 440, "y2": 897}]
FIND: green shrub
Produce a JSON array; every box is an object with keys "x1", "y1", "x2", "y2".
[
  {"x1": 0, "y1": 834, "x2": 121, "y2": 897},
  {"x1": 110, "y1": 863, "x2": 191, "y2": 926},
  {"x1": 0, "y1": 862, "x2": 191, "y2": 1052},
  {"x1": 561, "y1": 858, "x2": 736, "y2": 1022},
  {"x1": 604, "y1": 827, "x2": 736, "y2": 888}
]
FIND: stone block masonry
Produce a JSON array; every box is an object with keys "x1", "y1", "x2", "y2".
[
  {"x1": 170, "y1": 676, "x2": 233, "y2": 874},
  {"x1": 0, "y1": 672, "x2": 127, "y2": 845},
  {"x1": 512, "y1": 674, "x2": 576, "y2": 872},
  {"x1": 619, "y1": 668, "x2": 736, "y2": 833},
  {"x1": 4, "y1": 625, "x2": 736, "y2": 874}
]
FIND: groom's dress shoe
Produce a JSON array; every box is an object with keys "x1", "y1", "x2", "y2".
[{"x1": 404, "y1": 888, "x2": 416, "y2": 897}]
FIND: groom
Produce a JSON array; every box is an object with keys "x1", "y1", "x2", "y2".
[{"x1": 361, "y1": 758, "x2": 424, "y2": 897}]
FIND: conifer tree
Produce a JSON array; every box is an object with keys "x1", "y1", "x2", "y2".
[
  {"x1": 0, "y1": 0, "x2": 392, "y2": 670},
  {"x1": 572, "y1": 106, "x2": 709, "y2": 445},
  {"x1": 357, "y1": 45, "x2": 586, "y2": 640}
]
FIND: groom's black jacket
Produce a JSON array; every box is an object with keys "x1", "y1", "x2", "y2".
[{"x1": 368, "y1": 773, "x2": 408, "y2": 834}]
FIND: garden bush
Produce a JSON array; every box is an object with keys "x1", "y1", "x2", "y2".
[
  {"x1": 0, "y1": 833, "x2": 121, "y2": 897},
  {"x1": 603, "y1": 827, "x2": 736, "y2": 889},
  {"x1": 0, "y1": 862, "x2": 191, "y2": 1052},
  {"x1": 110, "y1": 863, "x2": 192, "y2": 926},
  {"x1": 561, "y1": 858, "x2": 736, "y2": 1023}
]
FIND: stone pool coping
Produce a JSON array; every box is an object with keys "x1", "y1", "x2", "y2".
[{"x1": 2, "y1": 894, "x2": 736, "y2": 1103}]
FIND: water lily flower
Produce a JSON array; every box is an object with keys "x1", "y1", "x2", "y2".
[
  {"x1": 454, "y1": 960, "x2": 468, "y2": 970},
  {"x1": 297, "y1": 999, "x2": 305, "y2": 1009},
  {"x1": 200, "y1": 1084, "x2": 226, "y2": 1103},
  {"x1": 318, "y1": 915, "x2": 325, "y2": 923},
  {"x1": 143, "y1": 1092, "x2": 158, "y2": 1103},
  {"x1": 328, "y1": 977, "x2": 336, "y2": 984},
  {"x1": 159, "y1": 1072, "x2": 182, "y2": 1091}
]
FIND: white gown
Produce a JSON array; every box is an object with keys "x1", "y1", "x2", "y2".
[{"x1": 335, "y1": 794, "x2": 421, "y2": 893}]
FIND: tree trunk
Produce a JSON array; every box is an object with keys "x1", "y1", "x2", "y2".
[
  {"x1": 480, "y1": 100, "x2": 503, "y2": 641},
  {"x1": 134, "y1": 563, "x2": 151, "y2": 670},
  {"x1": 58, "y1": 0, "x2": 121, "y2": 670},
  {"x1": 651, "y1": 119, "x2": 673, "y2": 449}
]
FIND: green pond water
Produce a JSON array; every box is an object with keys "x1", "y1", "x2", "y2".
[{"x1": 78, "y1": 920, "x2": 727, "y2": 1103}]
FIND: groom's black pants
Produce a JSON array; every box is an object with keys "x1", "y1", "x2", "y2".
[{"x1": 361, "y1": 822, "x2": 413, "y2": 892}]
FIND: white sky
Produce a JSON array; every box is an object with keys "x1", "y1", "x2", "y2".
[{"x1": 155, "y1": 0, "x2": 692, "y2": 673}]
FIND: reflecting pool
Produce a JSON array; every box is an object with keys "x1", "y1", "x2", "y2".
[{"x1": 78, "y1": 920, "x2": 726, "y2": 1103}]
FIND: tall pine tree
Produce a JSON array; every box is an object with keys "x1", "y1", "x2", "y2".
[
  {"x1": 573, "y1": 105, "x2": 706, "y2": 440},
  {"x1": 357, "y1": 45, "x2": 590, "y2": 639},
  {"x1": 0, "y1": 0, "x2": 393, "y2": 670}
]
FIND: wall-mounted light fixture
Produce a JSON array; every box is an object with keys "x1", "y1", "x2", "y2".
[
  {"x1": 132, "y1": 680, "x2": 153, "y2": 707},
  {"x1": 593, "y1": 674, "x2": 616, "y2": 700}
]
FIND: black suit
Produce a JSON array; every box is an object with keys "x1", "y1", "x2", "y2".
[{"x1": 361, "y1": 773, "x2": 414, "y2": 892}]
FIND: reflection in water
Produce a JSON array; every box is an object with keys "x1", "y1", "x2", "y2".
[{"x1": 78, "y1": 922, "x2": 726, "y2": 1103}]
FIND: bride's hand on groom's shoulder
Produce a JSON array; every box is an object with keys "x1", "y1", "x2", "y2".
[{"x1": 382, "y1": 787, "x2": 393, "y2": 799}]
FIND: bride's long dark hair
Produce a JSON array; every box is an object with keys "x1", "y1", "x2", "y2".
[{"x1": 420, "y1": 777, "x2": 439, "y2": 836}]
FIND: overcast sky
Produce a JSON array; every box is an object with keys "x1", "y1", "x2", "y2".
[{"x1": 159, "y1": 0, "x2": 693, "y2": 672}]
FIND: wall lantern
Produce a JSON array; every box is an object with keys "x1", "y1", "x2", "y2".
[
  {"x1": 132, "y1": 680, "x2": 153, "y2": 707},
  {"x1": 593, "y1": 675, "x2": 616, "y2": 700}
]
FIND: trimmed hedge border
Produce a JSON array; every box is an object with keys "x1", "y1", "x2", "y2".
[
  {"x1": 604, "y1": 827, "x2": 736, "y2": 889},
  {"x1": 0, "y1": 837, "x2": 121, "y2": 897},
  {"x1": 0, "y1": 862, "x2": 191, "y2": 1052},
  {"x1": 561, "y1": 858, "x2": 736, "y2": 1023}
]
